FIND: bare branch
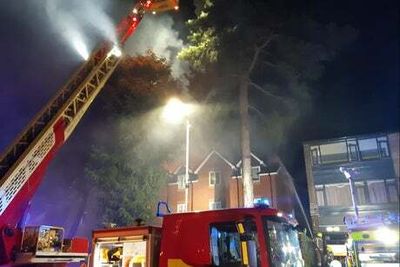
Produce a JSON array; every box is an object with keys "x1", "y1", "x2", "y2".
[
  {"x1": 260, "y1": 60, "x2": 278, "y2": 68},
  {"x1": 246, "y1": 33, "x2": 275, "y2": 76},
  {"x1": 248, "y1": 80, "x2": 285, "y2": 101}
]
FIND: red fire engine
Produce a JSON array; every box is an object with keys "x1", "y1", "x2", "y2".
[
  {"x1": 91, "y1": 206, "x2": 304, "y2": 267},
  {"x1": 0, "y1": 0, "x2": 305, "y2": 266},
  {"x1": 0, "y1": 0, "x2": 178, "y2": 265}
]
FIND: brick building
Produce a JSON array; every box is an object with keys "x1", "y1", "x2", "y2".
[{"x1": 164, "y1": 150, "x2": 297, "y2": 214}]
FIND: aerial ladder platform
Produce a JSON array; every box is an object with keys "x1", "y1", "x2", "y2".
[{"x1": 0, "y1": 0, "x2": 178, "y2": 265}]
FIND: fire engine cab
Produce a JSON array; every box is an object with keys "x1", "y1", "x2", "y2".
[{"x1": 91, "y1": 207, "x2": 304, "y2": 267}]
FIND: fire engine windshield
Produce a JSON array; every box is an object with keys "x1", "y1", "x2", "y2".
[{"x1": 263, "y1": 217, "x2": 304, "y2": 267}]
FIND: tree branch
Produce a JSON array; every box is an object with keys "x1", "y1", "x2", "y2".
[
  {"x1": 246, "y1": 34, "x2": 275, "y2": 76},
  {"x1": 248, "y1": 80, "x2": 285, "y2": 101}
]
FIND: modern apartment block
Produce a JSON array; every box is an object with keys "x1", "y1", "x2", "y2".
[
  {"x1": 164, "y1": 150, "x2": 297, "y2": 214},
  {"x1": 303, "y1": 132, "x2": 399, "y2": 246}
]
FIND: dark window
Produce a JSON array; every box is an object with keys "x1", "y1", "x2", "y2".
[
  {"x1": 377, "y1": 137, "x2": 390, "y2": 157},
  {"x1": 311, "y1": 147, "x2": 320, "y2": 165},
  {"x1": 348, "y1": 143, "x2": 359, "y2": 161},
  {"x1": 252, "y1": 166, "x2": 260, "y2": 181},
  {"x1": 209, "y1": 171, "x2": 221, "y2": 186}
]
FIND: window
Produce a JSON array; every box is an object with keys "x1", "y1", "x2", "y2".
[
  {"x1": 347, "y1": 140, "x2": 359, "y2": 161},
  {"x1": 209, "y1": 201, "x2": 222, "y2": 210},
  {"x1": 311, "y1": 146, "x2": 321, "y2": 165},
  {"x1": 319, "y1": 142, "x2": 348, "y2": 164},
  {"x1": 325, "y1": 183, "x2": 352, "y2": 207},
  {"x1": 355, "y1": 182, "x2": 367, "y2": 205},
  {"x1": 358, "y1": 138, "x2": 379, "y2": 160},
  {"x1": 177, "y1": 203, "x2": 187, "y2": 213},
  {"x1": 252, "y1": 166, "x2": 260, "y2": 181},
  {"x1": 315, "y1": 185, "x2": 325, "y2": 206},
  {"x1": 209, "y1": 171, "x2": 221, "y2": 186},
  {"x1": 263, "y1": 217, "x2": 303, "y2": 267},
  {"x1": 386, "y1": 180, "x2": 398, "y2": 202},
  {"x1": 367, "y1": 180, "x2": 387, "y2": 203},
  {"x1": 177, "y1": 175, "x2": 186, "y2": 190},
  {"x1": 377, "y1": 136, "x2": 390, "y2": 157},
  {"x1": 210, "y1": 221, "x2": 259, "y2": 267}
]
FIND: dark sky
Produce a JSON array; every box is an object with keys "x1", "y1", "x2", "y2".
[{"x1": 0, "y1": 0, "x2": 398, "y2": 236}]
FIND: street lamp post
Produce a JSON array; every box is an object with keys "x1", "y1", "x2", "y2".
[
  {"x1": 340, "y1": 167, "x2": 359, "y2": 218},
  {"x1": 184, "y1": 119, "x2": 190, "y2": 211},
  {"x1": 162, "y1": 98, "x2": 194, "y2": 212}
]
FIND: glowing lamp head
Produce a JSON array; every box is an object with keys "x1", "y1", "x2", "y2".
[
  {"x1": 162, "y1": 98, "x2": 192, "y2": 124},
  {"x1": 174, "y1": 5, "x2": 179, "y2": 10},
  {"x1": 277, "y1": 212, "x2": 283, "y2": 217}
]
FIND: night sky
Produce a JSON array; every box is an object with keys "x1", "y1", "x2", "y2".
[{"x1": 0, "y1": 0, "x2": 398, "y2": 236}]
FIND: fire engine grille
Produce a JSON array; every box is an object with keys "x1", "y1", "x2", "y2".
[{"x1": 0, "y1": 131, "x2": 55, "y2": 215}]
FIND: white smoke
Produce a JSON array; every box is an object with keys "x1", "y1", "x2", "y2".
[
  {"x1": 44, "y1": 0, "x2": 117, "y2": 59},
  {"x1": 124, "y1": 15, "x2": 190, "y2": 86}
]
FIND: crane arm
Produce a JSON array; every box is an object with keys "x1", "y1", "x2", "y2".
[{"x1": 0, "y1": 0, "x2": 150, "y2": 227}]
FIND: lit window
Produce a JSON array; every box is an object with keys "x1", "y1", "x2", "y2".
[
  {"x1": 358, "y1": 138, "x2": 379, "y2": 160},
  {"x1": 319, "y1": 142, "x2": 348, "y2": 164},
  {"x1": 325, "y1": 183, "x2": 352, "y2": 207},
  {"x1": 177, "y1": 175, "x2": 186, "y2": 190},
  {"x1": 209, "y1": 171, "x2": 221, "y2": 186},
  {"x1": 209, "y1": 201, "x2": 222, "y2": 210},
  {"x1": 367, "y1": 180, "x2": 387, "y2": 204},
  {"x1": 177, "y1": 203, "x2": 187, "y2": 213},
  {"x1": 251, "y1": 166, "x2": 260, "y2": 181}
]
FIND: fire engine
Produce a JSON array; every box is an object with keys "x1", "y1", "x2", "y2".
[
  {"x1": 91, "y1": 205, "x2": 305, "y2": 267},
  {"x1": 0, "y1": 0, "x2": 306, "y2": 266},
  {"x1": 0, "y1": 0, "x2": 178, "y2": 265}
]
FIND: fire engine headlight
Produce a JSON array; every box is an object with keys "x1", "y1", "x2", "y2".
[{"x1": 375, "y1": 227, "x2": 399, "y2": 245}]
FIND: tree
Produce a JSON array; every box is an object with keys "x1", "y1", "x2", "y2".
[
  {"x1": 86, "y1": 51, "x2": 181, "y2": 226},
  {"x1": 179, "y1": 0, "x2": 356, "y2": 207}
]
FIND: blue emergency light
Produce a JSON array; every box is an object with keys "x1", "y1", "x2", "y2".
[{"x1": 254, "y1": 198, "x2": 270, "y2": 208}]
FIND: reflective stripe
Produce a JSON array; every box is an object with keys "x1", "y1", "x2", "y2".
[{"x1": 167, "y1": 259, "x2": 192, "y2": 267}]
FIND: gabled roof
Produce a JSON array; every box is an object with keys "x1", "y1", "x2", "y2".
[
  {"x1": 235, "y1": 153, "x2": 266, "y2": 167},
  {"x1": 194, "y1": 150, "x2": 236, "y2": 174}
]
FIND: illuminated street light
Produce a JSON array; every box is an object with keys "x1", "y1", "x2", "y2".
[{"x1": 162, "y1": 98, "x2": 194, "y2": 212}]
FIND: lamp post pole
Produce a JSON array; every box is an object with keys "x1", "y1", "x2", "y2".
[
  {"x1": 340, "y1": 167, "x2": 359, "y2": 219},
  {"x1": 185, "y1": 119, "x2": 191, "y2": 211}
]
